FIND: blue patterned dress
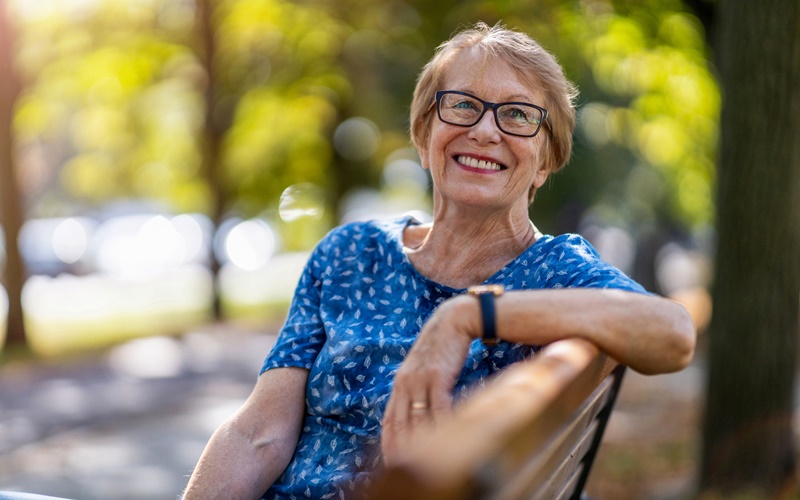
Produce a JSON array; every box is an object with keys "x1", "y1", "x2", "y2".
[{"x1": 259, "y1": 216, "x2": 645, "y2": 499}]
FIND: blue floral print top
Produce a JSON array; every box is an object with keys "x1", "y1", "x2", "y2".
[{"x1": 259, "y1": 216, "x2": 645, "y2": 499}]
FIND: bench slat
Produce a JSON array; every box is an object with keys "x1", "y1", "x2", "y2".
[
  {"x1": 369, "y1": 339, "x2": 622, "y2": 500},
  {"x1": 554, "y1": 462, "x2": 584, "y2": 500},
  {"x1": 496, "y1": 376, "x2": 612, "y2": 498}
]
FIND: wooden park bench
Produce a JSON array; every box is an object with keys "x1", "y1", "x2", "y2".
[{"x1": 369, "y1": 338, "x2": 625, "y2": 500}]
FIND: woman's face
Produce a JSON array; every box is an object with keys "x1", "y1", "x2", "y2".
[{"x1": 419, "y1": 47, "x2": 549, "y2": 212}]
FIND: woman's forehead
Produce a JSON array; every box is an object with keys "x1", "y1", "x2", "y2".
[{"x1": 441, "y1": 47, "x2": 544, "y2": 102}]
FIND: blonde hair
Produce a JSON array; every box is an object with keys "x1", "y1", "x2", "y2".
[{"x1": 410, "y1": 22, "x2": 578, "y2": 196}]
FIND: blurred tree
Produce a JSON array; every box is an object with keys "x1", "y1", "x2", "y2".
[
  {"x1": 699, "y1": 0, "x2": 800, "y2": 496},
  {"x1": 0, "y1": 0, "x2": 27, "y2": 347},
  {"x1": 11, "y1": 0, "x2": 349, "y2": 241},
  {"x1": 211, "y1": 0, "x2": 347, "y2": 209},
  {"x1": 12, "y1": 3, "x2": 208, "y2": 214},
  {"x1": 195, "y1": 0, "x2": 224, "y2": 317},
  {"x1": 334, "y1": 0, "x2": 717, "y2": 294},
  {"x1": 333, "y1": 0, "x2": 712, "y2": 219},
  {"x1": 8, "y1": 0, "x2": 718, "y2": 243},
  {"x1": 4, "y1": 0, "x2": 721, "y2": 328}
]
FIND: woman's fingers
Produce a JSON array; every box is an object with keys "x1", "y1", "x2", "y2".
[
  {"x1": 381, "y1": 391, "x2": 405, "y2": 466},
  {"x1": 383, "y1": 407, "x2": 433, "y2": 466},
  {"x1": 382, "y1": 373, "x2": 437, "y2": 466},
  {"x1": 428, "y1": 386, "x2": 453, "y2": 426},
  {"x1": 408, "y1": 389, "x2": 433, "y2": 429},
  {"x1": 382, "y1": 297, "x2": 474, "y2": 464},
  {"x1": 388, "y1": 370, "x2": 433, "y2": 432}
]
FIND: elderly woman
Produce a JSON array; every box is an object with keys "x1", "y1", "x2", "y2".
[{"x1": 183, "y1": 22, "x2": 695, "y2": 500}]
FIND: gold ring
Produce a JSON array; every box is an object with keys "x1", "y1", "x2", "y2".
[{"x1": 411, "y1": 401, "x2": 428, "y2": 411}]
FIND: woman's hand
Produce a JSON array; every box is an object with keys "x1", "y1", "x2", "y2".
[{"x1": 381, "y1": 296, "x2": 478, "y2": 466}]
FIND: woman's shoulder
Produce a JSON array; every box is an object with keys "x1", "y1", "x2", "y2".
[
  {"x1": 533, "y1": 233, "x2": 601, "y2": 262},
  {"x1": 529, "y1": 232, "x2": 646, "y2": 292},
  {"x1": 316, "y1": 215, "x2": 413, "y2": 253}
]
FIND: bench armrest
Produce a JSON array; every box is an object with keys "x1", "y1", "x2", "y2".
[{"x1": 369, "y1": 338, "x2": 622, "y2": 500}]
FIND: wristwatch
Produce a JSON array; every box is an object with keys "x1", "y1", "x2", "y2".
[{"x1": 467, "y1": 284, "x2": 504, "y2": 345}]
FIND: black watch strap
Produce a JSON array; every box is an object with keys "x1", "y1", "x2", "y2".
[
  {"x1": 477, "y1": 292, "x2": 498, "y2": 345},
  {"x1": 468, "y1": 285, "x2": 504, "y2": 345}
]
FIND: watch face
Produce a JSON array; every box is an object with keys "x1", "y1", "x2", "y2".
[{"x1": 468, "y1": 284, "x2": 504, "y2": 296}]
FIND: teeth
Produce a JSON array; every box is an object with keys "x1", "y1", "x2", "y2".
[{"x1": 457, "y1": 155, "x2": 502, "y2": 171}]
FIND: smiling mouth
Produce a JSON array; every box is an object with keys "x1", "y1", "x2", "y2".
[{"x1": 455, "y1": 155, "x2": 506, "y2": 171}]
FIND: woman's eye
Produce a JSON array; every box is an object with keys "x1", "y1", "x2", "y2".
[
  {"x1": 453, "y1": 100, "x2": 477, "y2": 110},
  {"x1": 507, "y1": 107, "x2": 528, "y2": 120},
  {"x1": 501, "y1": 106, "x2": 538, "y2": 124}
]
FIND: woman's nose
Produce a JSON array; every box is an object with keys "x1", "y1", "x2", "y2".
[{"x1": 468, "y1": 109, "x2": 502, "y2": 143}]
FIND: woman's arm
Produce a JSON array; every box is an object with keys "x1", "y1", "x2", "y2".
[
  {"x1": 382, "y1": 288, "x2": 695, "y2": 464},
  {"x1": 482, "y1": 288, "x2": 696, "y2": 375},
  {"x1": 183, "y1": 367, "x2": 308, "y2": 500}
]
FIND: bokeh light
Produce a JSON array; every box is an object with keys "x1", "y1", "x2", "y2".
[
  {"x1": 107, "y1": 336, "x2": 185, "y2": 379},
  {"x1": 382, "y1": 158, "x2": 429, "y2": 192},
  {"x1": 218, "y1": 219, "x2": 277, "y2": 271},
  {"x1": 279, "y1": 183, "x2": 325, "y2": 222},
  {"x1": 89, "y1": 214, "x2": 211, "y2": 277},
  {"x1": 52, "y1": 218, "x2": 90, "y2": 265},
  {"x1": 19, "y1": 217, "x2": 96, "y2": 274},
  {"x1": 333, "y1": 117, "x2": 380, "y2": 161}
]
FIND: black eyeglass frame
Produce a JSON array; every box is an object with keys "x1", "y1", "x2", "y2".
[{"x1": 433, "y1": 90, "x2": 551, "y2": 138}]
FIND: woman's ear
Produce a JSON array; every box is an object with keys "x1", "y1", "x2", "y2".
[
  {"x1": 418, "y1": 146, "x2": 430, "y2": 170},
  {"x1": 532, "y1": 163, "x2": 549, "y2": 188}
]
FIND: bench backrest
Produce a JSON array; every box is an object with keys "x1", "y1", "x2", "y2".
[{"x1": 369, "y1": 338, "x2": 625, "y2": 499}]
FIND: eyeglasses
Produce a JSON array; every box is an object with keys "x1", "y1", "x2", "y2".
[{"x1": 434, "y1": 90, "x2": 550, "y2": 138}]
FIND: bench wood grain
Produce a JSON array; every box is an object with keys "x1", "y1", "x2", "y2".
[{"x1": 369, "y1": 338, "x2": 625, "y2": 500}]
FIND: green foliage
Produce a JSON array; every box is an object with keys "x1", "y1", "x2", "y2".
[
  {"x1": 214, "y1": 0, "x2": 350, "y2": 217},
  {"x1": 13, "y1": 2, "x2": 208, "y2": 214},
  {"x1": 9, "y1": 0, "x2": 719, "y2": 241},
  {"x1": 572, "y1": 6, "x2": 718, "y2": 228},
  {"x1": 390, "y1": 0, "x2": 718, "y2": 231}
]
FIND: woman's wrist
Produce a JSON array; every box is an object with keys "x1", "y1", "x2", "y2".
[{"x1": 443, "y1": 294, "x2": 484, "y2": 341}]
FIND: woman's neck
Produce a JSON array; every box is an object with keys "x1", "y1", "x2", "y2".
[{"x1": 403, "y1": 209, "x2": 539, "y2": 289}]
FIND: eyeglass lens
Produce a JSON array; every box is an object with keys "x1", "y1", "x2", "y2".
[{"x1": 438, "y1": 92, "x2": 545, "y2": 137}]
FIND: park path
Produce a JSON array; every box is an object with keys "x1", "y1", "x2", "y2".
[
  {"x1": 0, "y1": 325, "x2": 275, "y2": 499},
  {"x1": 0, "y1": 324, "x2": 705, "y2": 500}
]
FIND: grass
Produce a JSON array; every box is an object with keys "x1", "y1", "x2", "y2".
[{"x1": 0, "y1": 255, "x2": 306, "y2": 358}]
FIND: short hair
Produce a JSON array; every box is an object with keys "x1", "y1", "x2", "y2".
[{"x1": 410, "y1": 22, "x2": 578, "y2": 193}]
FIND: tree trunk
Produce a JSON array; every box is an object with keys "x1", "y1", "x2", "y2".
[
  {"x1": 196, "y1": 0, "x2": 225, "y2": 319},
  {"x1": 0, "y1": 0, "x2": 27, "y2": 348},
  {"x1": 700, "y1": 0, "x2": 800, "y2": 495}
]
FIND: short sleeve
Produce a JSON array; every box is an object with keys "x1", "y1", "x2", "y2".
[{"x1": 260, "y1": 244, "x2": 327, "y2": 374}]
